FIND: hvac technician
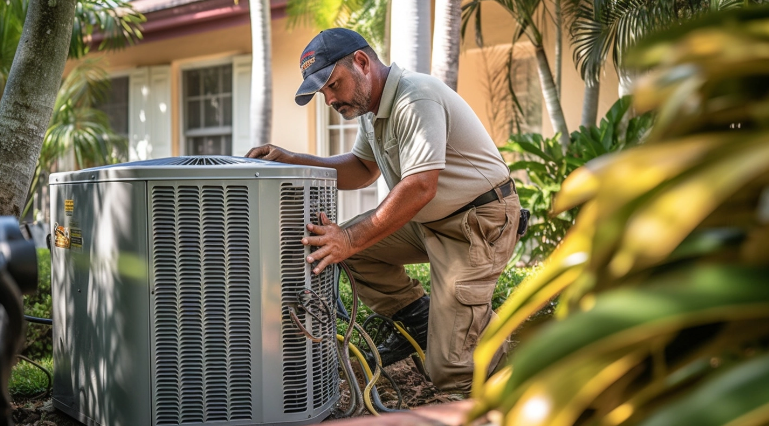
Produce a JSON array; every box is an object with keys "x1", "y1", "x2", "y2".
[{"x1": 246, "y1": 28, "x2": 522, "y2": 392}]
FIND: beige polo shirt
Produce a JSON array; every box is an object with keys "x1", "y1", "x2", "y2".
[{"x1": 352, "y1": 63, "x2": 510, "y2": 223}]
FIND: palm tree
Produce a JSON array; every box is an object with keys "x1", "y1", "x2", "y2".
[
  {"x1": 390, "y1": 0, "x2": 431, "y2": 73},
  {"x1": 566, "y1": 0, "x2": 747, "y2": 127},
  {"x1": 0, "y1": 0, "x2": 27, "y2": 99},
  {"x1": 250, "y1": 0, "x2": 272, "y2": 146},
  {"x1": 25, "y1": 60, "x2": 128, "y2": 217},
  {"x1": 469, "y1": 7, "x2": 769, "y2": 424},
  {"x1": 431, "y1": 0, "x2": 462, "y2": 90},
  {"x1": 462, "y1": 0, "x2": 571, "y2": 152},
  {"x1": 0, "y1": 0, "x2": 143, "y2": 218},
  {"x1": 285, "y1": 0, "x2": 389, "y2": 55}
]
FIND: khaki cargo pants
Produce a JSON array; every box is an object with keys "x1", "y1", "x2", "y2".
[{"x1": 343, "y1": 191, "x2": 521, "y2": 391}]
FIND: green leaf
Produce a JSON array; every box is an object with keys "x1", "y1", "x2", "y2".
[
  {"x1": 639, "y1": 352, "x2": 769, "y2": 426},
  {"x1": 500, "y1": 264, "x2": 769, "y2": 410}
]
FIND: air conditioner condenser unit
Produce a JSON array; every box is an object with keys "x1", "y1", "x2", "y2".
[{"x1": 49, "y1": 156, "x2": 339, "y2": 426}]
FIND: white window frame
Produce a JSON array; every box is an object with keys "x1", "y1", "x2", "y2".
[
  {"x1": 178, "y1": 57, "x2": 236, "y2": 156},
  {"x1": 316, "y1": 102, "x2": 382, "y2": 223}
]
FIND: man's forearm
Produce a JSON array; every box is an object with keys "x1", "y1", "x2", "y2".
[{"x1": 343, "y1": 170, "x2": 440, "y2": 253}]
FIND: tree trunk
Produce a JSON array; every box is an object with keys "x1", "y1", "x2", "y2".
[
  {"x1": 389, "y1": 0, "x2": 431, "y2": 73},
  {"x1": 0, "y1": 0, "x2": 77, "y2": 218},
  {"x1": 618, "y1": 68, "x2": 636, "y2": 97},
  {"x1": 250, "y1": 0, "x2": 272, "y2": 146},
  {"x1": 431, "y1": 0, "x2": 461, "y2": 91},
  {"x1": 581, "y1": 80, "x2": 600, "y2": 128},
  {"x1": 534, "y1": 45, "x2": 570, "y2": 151},
  {"x1": 554, "y1": 0, "x2": 562, "y2": 98}
]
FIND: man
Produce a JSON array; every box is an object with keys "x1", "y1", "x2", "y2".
[{"x1": 246, "y1": 28, "x2": 521, "y2": 391}]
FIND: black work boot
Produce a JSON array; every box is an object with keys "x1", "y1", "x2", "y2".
[{"x1": 369, "y1": 295, "x2": 430, "y2": 368}]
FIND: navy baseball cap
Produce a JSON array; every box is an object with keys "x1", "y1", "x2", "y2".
[{"x1": 295, "y1": 28, "x2": 370, "y2": 106}]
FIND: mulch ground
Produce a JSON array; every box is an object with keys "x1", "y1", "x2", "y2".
[{"x1": 11, "y1": 359, "x2": 460, "y2": 425}]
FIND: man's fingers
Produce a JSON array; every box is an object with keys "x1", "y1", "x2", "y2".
[
  {"x1": 245, "y1": 147, "x2": 263, "y2": 158},
  {"x1": 306, "y1": 223, "x2": 328, "y2": 236},
  {"x1": 306, "y1": 245, "x2": 330, "y2": 264},
  {"x1": 312, "y1": 258, "x2": 332, "y2": 275},
  {"x1": 320, "y1": 212, "x2": 331, "y2": 225}
]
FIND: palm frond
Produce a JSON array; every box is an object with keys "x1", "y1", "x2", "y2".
[
  {"x1": 69, "y1": 0, "x2": 145, "y2": 59},
  {"x1": 54, "y1": 58, "x2": 111, "y2": 111}
]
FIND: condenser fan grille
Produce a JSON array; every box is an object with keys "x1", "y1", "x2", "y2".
[
  {"x1": 151, "y1": 185, "x2": 252, "y2": 425},
  {"x1": 279, "y1": 182, "x2": 338, "y2": 414},
  {"x1": 309, "y1": 185, "x2": 337, "y2": 409},
  {"x1": 161, "y1": 156, "x2": 251, "y2": 166}
]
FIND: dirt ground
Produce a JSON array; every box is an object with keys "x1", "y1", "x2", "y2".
[{"x1": 11, "y1": 359, "x2": 459, "y2": 425}]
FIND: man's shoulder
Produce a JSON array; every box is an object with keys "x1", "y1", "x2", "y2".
[{"x1": 395, "y1": 71, "x2": 446, "y2": 102}]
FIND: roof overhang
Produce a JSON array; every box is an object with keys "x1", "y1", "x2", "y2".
[{"x1": 92, "y1": 0, "x2": 288, "y2": 45}]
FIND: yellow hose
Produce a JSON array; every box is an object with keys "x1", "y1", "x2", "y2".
[{"x1": 393, "y1": 321, "x2": 426, "y2": 362}]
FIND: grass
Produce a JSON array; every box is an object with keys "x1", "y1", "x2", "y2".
[{"x1": 9, "y1": 356, "x2": 52, "y2": 398}]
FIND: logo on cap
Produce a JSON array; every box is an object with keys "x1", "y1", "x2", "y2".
[{"x1": 300, "y1": 50, "x2": 315, "y2": 72}]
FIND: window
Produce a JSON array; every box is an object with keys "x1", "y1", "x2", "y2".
[
  {"x1": 97, "y1": 76, "x2": 129, "y2": 139},
  {"x1": 183, "y1": 64, "x2": 233, "y2": 155},
  {"x1": 318, "y1": 104, "x2": 380, "y2": 223}
]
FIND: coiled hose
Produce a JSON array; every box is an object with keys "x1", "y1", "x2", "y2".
[{"x1": 289, "y1": 261, "x2": 425, "y2": 416}]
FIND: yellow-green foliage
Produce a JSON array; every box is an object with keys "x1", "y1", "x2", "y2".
[
  {"x1": 22, "y1": 248, "x2": 52, "y2": 360},
  {"x1": 470, "y1": 7, "x2": 769, "y2": 426},
  {"x1": 9, "y1": 357, "x2": 52, "y2": 397}
]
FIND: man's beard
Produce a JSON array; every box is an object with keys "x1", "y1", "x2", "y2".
[{"x1": 332, "y1": 70, "x2": 371, "y2": 120}]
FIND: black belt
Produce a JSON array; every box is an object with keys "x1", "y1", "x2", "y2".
[{"x1": 445, "y1": 179, "x2": 516, "y2": 219}]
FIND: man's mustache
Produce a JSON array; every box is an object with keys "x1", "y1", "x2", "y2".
[{"x1": 332, "y1": 102, "x2": 351, "y2": 112}]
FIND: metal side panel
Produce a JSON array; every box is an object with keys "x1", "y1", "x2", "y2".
[
  {"x1": 51, "y1": 181, "x2": 152, "y2": 426},
  {"x1": 148, "y1": 180, "x2": 260, "y2": 426},
  {"x1": 260, "y1": 179, "x2": 339, "y2": 425}
]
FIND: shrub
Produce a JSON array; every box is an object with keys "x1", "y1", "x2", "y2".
[
  {"x1": 9, "y1": 356, "x2": 52, "y2": 397},
  {"x1": 337, "y1": 262, "x2": 541, "y2": 332},
  {"x1": 504, "y1": 96, "x2": 653, "y2": 264},
  {"x1": 470, "y1": 8, "x2": 769, "y2": 425},
  {"x1": 22, "y1": 248, "x2": 52, "y2": 360}
]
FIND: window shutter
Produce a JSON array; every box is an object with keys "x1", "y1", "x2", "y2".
[
  {"x1": 232, "y1": 54, "x2": 252, "y2": 156},
  {"x1": 128, "y1": 68, "x2": 150, "y2": 161},
  {"x1": 148, "y1": 66, "x2": 172, "y2": 158}
]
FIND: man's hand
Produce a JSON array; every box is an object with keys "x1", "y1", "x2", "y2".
[
  {"x1": 302, "y1": 212, "x2": 354, "y2": 275},
  {"x1": 245, "y1": 144, "x2": 292, "y2": 162}
]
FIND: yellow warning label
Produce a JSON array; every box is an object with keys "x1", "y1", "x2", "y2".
[
  {"x1": 70, "y1": 228, "x2": 82, "y2": 252},
  {"x1": 54, "y1": 223, "x2": 70, "y2": 249},
  {"x1": 65, "y1": 199, "x2": 74, "y2": 216}
]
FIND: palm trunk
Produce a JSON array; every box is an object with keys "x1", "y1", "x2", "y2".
[
  {"x1": 581, "y1": 80, "x2": 600, "y2": 128},
  {"x1": 555, "y1": 0, "x2": 562, "y2": 98},
  {"x1": 431, "y1": 0, "x2": 462, "y2": 91},
  {"x1": 250, "y1": 0, "x2": 272, "y2": 146},
  {"x1": 390, "y1": 0, "x2": 431, "y2": 73},
  {"x1": 534, "y1": 45, "x2": 570, "y2": 152},
  {"x1": 0, "y1": 0, "x2": 77, "y2": 218}
]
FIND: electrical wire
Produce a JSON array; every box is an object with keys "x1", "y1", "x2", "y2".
[
  {"x1": 291, "y1": 260, "x2": 425, "y2": 417},
  {"x1": 23, "y1": 315, "x2": 52, "y2": 325},
  {"x1": 15, "y1": 355, "x2": 52, "y2": 399}
]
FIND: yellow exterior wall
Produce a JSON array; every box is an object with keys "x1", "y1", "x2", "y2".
[
  {"x1": 66, "y1": 16, "x2": 318, "y2": 155},
  {"x1": 453, "y1": 1, "x2": 621, "y2": 143},
  {"x1": 66, "y1": 3, "x2": 621, "y2": 157}
]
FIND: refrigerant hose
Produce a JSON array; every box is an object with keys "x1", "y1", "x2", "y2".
[{"x1": 289, "y1": 260, "x2": 427, "y2": 416}]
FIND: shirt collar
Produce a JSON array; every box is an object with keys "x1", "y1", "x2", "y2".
[{"x1": 374, "y1": 63, "x2": 403, "y2": 120}]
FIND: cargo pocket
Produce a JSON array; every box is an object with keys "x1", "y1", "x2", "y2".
[
  {"x1": 449, "y1": 280, "x2": 496, "y2": 364},
  {"x1": 462, "y1": 204, "x2": 510, "y2": 268}
]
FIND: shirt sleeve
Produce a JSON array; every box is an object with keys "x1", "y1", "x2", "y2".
[
  {"x1": 351, "y1": 116, "x2": 376, "y2": 162},
  {"x1": 393, "y1": 99, "x2": 447, "y2": 177}
]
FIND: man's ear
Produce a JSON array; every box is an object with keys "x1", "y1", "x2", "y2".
[{"x1": 353, "y1": 50, "x2": 370, "y2": 74}]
